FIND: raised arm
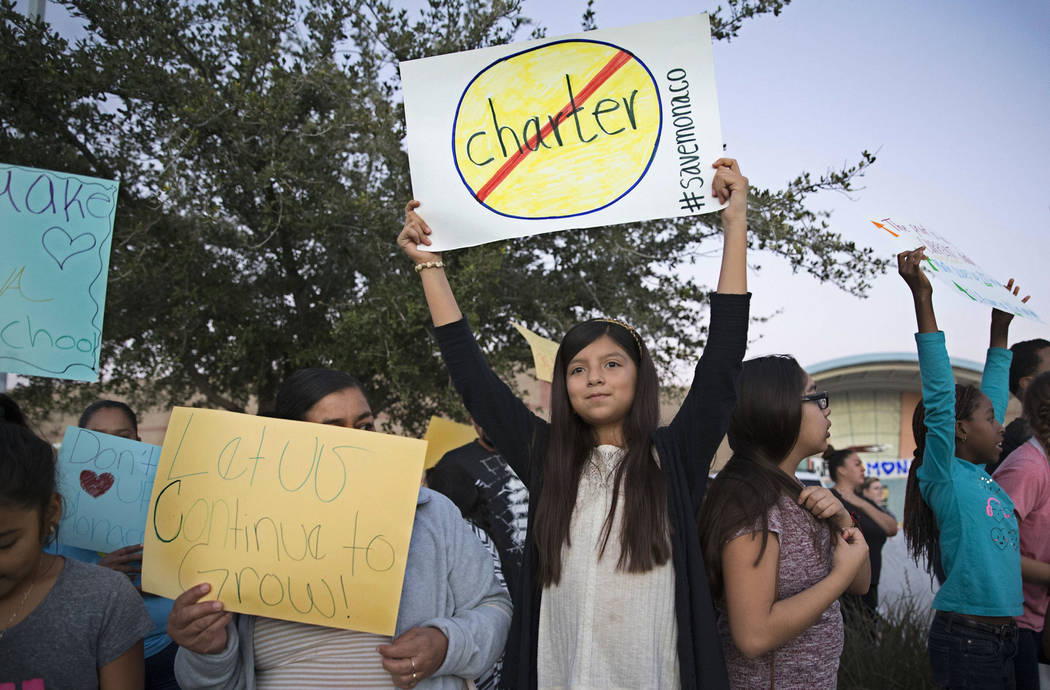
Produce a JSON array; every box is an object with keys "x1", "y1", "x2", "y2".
[
  {"x1": 984, "y1": 279, "x2": 1029, "y2": 422},
  {"x1": 398, "y1": 202, "x2": 547, "y2": 487},
  {"x1": 711, "y1": 158, "x2": 748, "y2": 295},
  {"x1": 899, "y1": 248, "x2": 953, "y2": 486},
  {"x1": 397, "y1": 200, "x2": 462, "y2": 327},
  {"x1": 898, "y1": 247, "x2": 937, "y2": 335},
  {"x1": 664, "y1": 160, "x2": 750, "y2": 500}
]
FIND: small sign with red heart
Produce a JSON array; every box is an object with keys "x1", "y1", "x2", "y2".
[{"x1": 80, "y1": 470, "x2": 116, "y2": 498}]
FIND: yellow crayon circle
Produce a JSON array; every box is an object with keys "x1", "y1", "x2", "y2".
[{"x1": 452, "y1": 39, "x2": 662, "y2": 219}]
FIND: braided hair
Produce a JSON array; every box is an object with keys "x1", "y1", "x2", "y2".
[{"x1": 903, "y1": 384, "x2": 980, "y2": 575}]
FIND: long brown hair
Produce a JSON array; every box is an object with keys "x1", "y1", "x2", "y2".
[
  {"x1": 902, "y1": 384, "x2": 980, "y2": 575},
  {"x1": 698, "y1": 355, "x2": 833, "y2": 599},
  {"x1": 533, "y1": 320, "x2": 667, "y2": 586},
  {"x1": 1024, "y1": 371, "x2": 1050, "y2": 457}
]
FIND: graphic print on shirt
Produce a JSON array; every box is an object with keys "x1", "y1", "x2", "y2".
[
  {"x1": 478, "y1": 453, "x2": 529, "y2": 559},
  {"x1": 984, "y1": 490, "x2": 1019, "y2": 551}
]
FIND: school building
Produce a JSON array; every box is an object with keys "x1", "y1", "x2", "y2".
[{"x1": 805, "y1": 352, "x2": 1022, "y2": 519}]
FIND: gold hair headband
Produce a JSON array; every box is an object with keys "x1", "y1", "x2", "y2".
[{"x1": 597, "y1": 318, "x2": 643, "y2": 352}]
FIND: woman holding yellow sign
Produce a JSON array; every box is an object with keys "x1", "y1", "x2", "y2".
[
  {"x1": 167, "y1": 369, "x2": 511, "y2": 689},
  {"x1": 398, "y1": 159, "x2": 749, "y2": 688}
]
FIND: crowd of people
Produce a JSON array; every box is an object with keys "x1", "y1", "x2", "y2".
[{"x1": 2, "y1": 160, "x2": 1050, "y2": 689}]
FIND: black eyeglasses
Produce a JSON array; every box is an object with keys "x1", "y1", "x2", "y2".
[{"x1": 801, "y1": 391, "x2": 829, "y2": 410}]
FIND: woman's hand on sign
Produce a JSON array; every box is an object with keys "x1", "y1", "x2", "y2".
[
  {"x1": 398, "y1": 200, "x2": 442, "y2": 266},
  {"x1": 378, "y1": 625, "x2": 449, "y2": 688},
  {"x1": 167, "y1": 583, "x2": 233, "y2": 655},
  {"x1": 98, "y1": 543, "x2": 143, "y2": 576},
  {"x1": 712, "y1": 158, "x2": 748, "y2": 229}
]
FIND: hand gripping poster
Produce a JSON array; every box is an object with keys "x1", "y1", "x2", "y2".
[{"x1": 400, "y1": 14, "x2": 725, "y2": 251}]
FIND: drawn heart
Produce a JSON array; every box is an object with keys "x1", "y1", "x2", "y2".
[
  {"x1": 990, "y1": 527, "x2": 1010, "y2": 550},
  {"x1": 881, "y1": 461, "x2": 896, "y2": 475},
  {"x1": 80, "y1": 470, "x2": 115, "y2": 498},
  {"x1": 41, "y1": 226, "x2": 96, "y2": 270}
]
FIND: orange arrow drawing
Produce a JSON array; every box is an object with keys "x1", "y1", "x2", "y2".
[{"x1": 871, "y1": 220, "x2": 899, "y2": 237}]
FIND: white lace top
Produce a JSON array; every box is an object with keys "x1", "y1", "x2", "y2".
[{"x1": 537, "y1": 445, "x2": 680, "y2": 689}]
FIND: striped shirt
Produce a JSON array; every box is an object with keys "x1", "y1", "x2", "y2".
[{"x1": 253, "y1": 616, "x2": 393, "y2": 688}]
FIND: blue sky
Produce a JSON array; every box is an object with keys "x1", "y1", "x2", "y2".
[
  {"x1": 13, "y1": 0, "x2": 1049, "y2": 370},
  {"x1": 524, "y1": 0, "x2": 1049, "y2": 368}
]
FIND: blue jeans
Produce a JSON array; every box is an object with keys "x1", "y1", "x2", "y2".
[
  {"x1": 1014, "y1": 627, "x2": 1049, "y2": 690},
  {"x1": 929, "y1": 611, "x2": 1018, "y2": 689}
]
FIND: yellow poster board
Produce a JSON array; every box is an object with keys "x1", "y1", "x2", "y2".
[
  {"x1": 423, "y1": 416, "x2": 477, "y2": 470},
  {"x1": 513, "y1": 322, "x2": 560, "y2": 383},
  {"x1": 141, "y1": 408, "x2": 426, "y2": 634}
]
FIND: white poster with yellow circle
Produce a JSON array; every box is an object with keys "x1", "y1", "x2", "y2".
[{"x1": 400, "y1": 13, "x2": 725, "y2": 252}]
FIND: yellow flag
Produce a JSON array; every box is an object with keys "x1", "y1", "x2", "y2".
[
  {"x1": 422, "y1": 416, "x2": 478, "y2": 470},
  {"x1": 513, "y1": 322, "x2": 560, "y2": 383}
]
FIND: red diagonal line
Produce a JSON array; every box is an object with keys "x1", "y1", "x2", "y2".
[{"x1": 474, "y1": 49, "x2": 634, "y2": 204}]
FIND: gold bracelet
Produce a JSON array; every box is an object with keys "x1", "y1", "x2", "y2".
[{"x1": 414, "y1": 260, "x2": 445, "y2": 273}]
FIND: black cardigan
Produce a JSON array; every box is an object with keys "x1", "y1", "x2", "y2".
[{"x1": 434, "y1": 292, "x2": 750, "y2": 689}]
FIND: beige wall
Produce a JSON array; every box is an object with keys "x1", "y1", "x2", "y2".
[{"x1": 898, "y1": 390, "x2": 921, "y2": 461}]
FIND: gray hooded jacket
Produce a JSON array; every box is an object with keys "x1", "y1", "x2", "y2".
[{"x1": 174, "y1": 488, "x2": 511, "y2": 689}]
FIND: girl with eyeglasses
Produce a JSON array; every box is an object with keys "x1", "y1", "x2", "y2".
[
  {"x1": 697, "y1": 358, "x2": 871, "y2": 689},
  {"x1": 898, "y1": 246, "x2": 1025, "y2": 689},
  {"x1": 398, "y1": 159, "x2": 749, "y2": 689}
]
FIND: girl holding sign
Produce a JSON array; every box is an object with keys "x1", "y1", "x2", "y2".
[
  {"x1": 696, "y1": 357, "x2": 871, "y2": 689},
  {"x1": 167, "y1": 369, "x2": 511, "y2": 689},
  {"x1": 898, "y1": 247, "x2": 1024, "y2": 689},
  {"x1": 398, "y1": 159, "x2": 750, "y2": 689},
  {"x1": 0, "y1": 394, "x2": 153, "y2": 689},
  {"x1": 49, "y1": 400, "x2": 180, "y2": 690}
]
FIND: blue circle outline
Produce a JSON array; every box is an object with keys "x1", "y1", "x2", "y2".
[{"x1": 451, "y1": 38, "x2": 664, "y2": 221}]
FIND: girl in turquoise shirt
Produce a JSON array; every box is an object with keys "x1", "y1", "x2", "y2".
[{"x1": 898, "y1": 247, "x2": 1025, "y2": 689}]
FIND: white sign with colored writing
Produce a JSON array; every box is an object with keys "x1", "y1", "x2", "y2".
[
  {"x1": 871, "y1": 217, "x2": 1040, "y2": 322},
  {"x1": 400, "y1": 14, "x2": 725, "y2": 251},
  {"x1": 56, "y1": 427, "x2": 161, "y2": 551},
  {"x1": 0, "y1": 164, "x2": 118, "y2": 380},
  {"x1": 865, "y1": 458, "x2": 912, "y2": 480}
]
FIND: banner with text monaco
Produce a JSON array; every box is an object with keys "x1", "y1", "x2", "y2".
[
  {"x1": 56, "y1": 427, "x2": 162, "y2": 552},
  {"x1": 400, "y1": 14, "x2": 725, "y2": 252},
  {"x1": 142, "y1": 408, "x2": 426, "y2": 634},
  {"x1": 0, "y1": 163, "x2": 117, "y2": 381}
]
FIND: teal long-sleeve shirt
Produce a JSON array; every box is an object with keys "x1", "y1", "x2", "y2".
[{"x1": 915, "y1": 331, "x2": 1022, "y2": 616}]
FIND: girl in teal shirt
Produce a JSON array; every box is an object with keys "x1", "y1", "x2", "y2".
[{"x1": 899, "y1": 247, "x2": 1025, "y2": 689}]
